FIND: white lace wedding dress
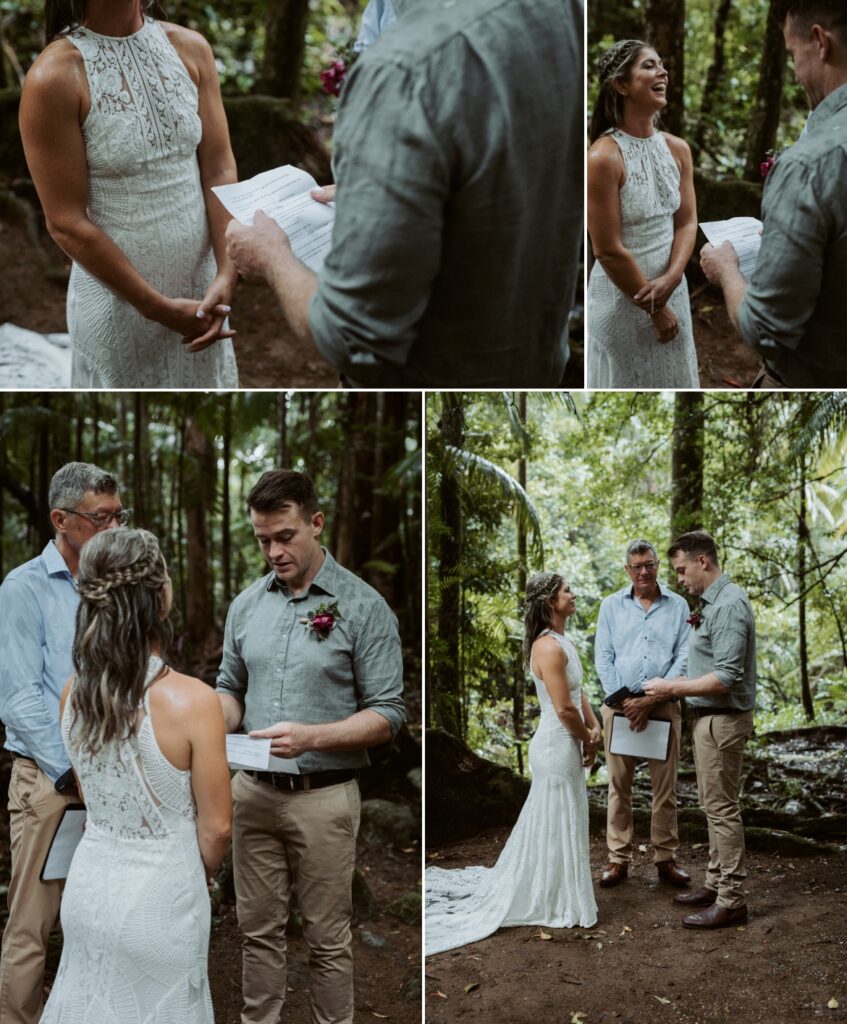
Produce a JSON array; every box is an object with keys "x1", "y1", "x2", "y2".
[
  {"x1": 425, "y1": 630, "x2": 597, "y2": 956},
  {"x1": 42, "y1": 658, "x2": 214, "y2": 1023},
  {"x1": 587, "y1": 129, "x2": 699, "y2": 388},
  {"x1": 65, "y1": 18, "x2": 238, "y2": 387}
]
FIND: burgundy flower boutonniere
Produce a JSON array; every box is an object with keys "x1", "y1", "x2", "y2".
[
  {"x1": 320, "y1": 42, "x2": 360, "y2": 97},
  {"x1": 300, "y1": 601, "x2": 342, "y2": 641},
  {"x1": 687, "y1": 609, "x2": 703, "y2": 630}
]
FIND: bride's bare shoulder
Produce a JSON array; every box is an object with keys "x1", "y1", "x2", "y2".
[
  {"x1": 661, "y1": 132, "x2": 692, "y2": 160},
  {"x1": 588, "y1": 136, "x2": 624, "y2": 185}
]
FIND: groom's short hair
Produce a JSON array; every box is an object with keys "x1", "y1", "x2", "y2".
[
  {"x1": 783, "y1": 0, "x2": 847, "y2": 39},
  {"x1": 667, "y1": 530, "x2": 719, "y2": 566},
  {"x1": 247, "y1": 470, "x2": 320, "y2": 519}
]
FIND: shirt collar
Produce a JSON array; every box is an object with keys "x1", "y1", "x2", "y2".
[
  {"x1": 807, "y1": 81, "x2": 847, "y2": 134},
  {"x1": 624, "y1": 581, "x2": 671, "y2": 601},
  {"x1": 700, "y1": 572, "x2": 730, "y2": 605},
  {"x1": 265, "y1": 546, "x2": 338, "y2": 598},
  {"x1": 41, "y1": 539, "x2": 74, "y2": 579}
]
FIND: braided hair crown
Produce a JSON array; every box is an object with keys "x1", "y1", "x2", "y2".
[
  {"x1": 589, "y1": 38, "x2": 654, "y2": 144},
  {"x1": 78, "y1": 529, "x2": 167, "y2": 605},
  {"x1": 522, "y1": 570, "x2": 567, "y2": 666}
]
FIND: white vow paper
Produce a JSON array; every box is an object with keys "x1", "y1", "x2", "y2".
[
  {"x1": 609, "y1": 714, "x2": 671, "y2": 761},
  {"x1": 226, "y1": 734, "x2": 300, "y2": 775},
  {"x1": 212, "y1": 165, "x2": 334, "y2": 273},
  {"x1": 700, "y1": 216, "x2": 763, "y2": 281},
  {"x1": 41, "y1": 805, "x2": 86, "y2": 881}
]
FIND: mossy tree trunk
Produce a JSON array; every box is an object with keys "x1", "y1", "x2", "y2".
[{"x1": 743, "y1": 0, "x2": 787, "y2": 182}]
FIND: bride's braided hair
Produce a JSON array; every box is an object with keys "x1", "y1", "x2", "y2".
[
  {"x1": 589, "y1": 39, "x2": 657, "y2": 144},
  {"x1": 70, "y1": 529, "x2": 172, "y2": 754},
  {"x1": 522, "y1": 571, "x2": 567, "y2": 667},
  {"x1": 45, "y1": 1, "x2": 167, "y2": 43}
]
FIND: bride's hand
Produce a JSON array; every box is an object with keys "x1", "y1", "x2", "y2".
[
  {"x1": 650, "y1": 305, "x2": 678, "y2": 343},
  {"x1": 185, "y1": 272, "x2": 239, "y2": 353},
  {"x1": 151, "y1": 296, "x2": 236, "y2": 343},
  {"x1": 633, "y1": 274, "x2": 677, "y2": 312}
]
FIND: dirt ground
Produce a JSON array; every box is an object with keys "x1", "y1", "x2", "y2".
[
  {"x1": 425, "y1": 830, "x2": 847, "y2": 1024},
  {"x1": 0, "y1": 212, "x2": 338, "y2": 388},
  {"x1": 690, "y1": 283, "x2": 763, "y2": 388}
]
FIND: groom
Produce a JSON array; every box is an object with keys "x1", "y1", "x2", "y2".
[
  {"x1": 225, "y1": 0, "x2": 583, "y2": 387},
  {"x1": 645, "y1": 531, "x2": 756, "y2": 930},
  {"x1": 216, "y1": 469, "x2": 405, "y2": 1024},
  {"x1": 0, "y1": 461, "x2": 124, "y2": 1024},
  {"x1": 699, "y1": 0, "x2": 847, "y2": 387}
]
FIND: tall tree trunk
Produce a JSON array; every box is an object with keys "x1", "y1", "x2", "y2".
[
  {"x1": 432, "y1": 394, "x2": 464, "y2": 738},
  {"x1": 743, "y1": 0, "x2": 786, "y2": 181},
  {"x1": 798, "y1": 454, "x2": 814, "y2": 720},
  {"x1": 692, "y1": 0, "x2": 733, "y2": 159},
  {"x1": 259, "y1": 0, "x2": 310, "y2": 103},
  {"x1": 133, "y1": 393, "x2": 147, "y2": 529},
  {"x1": 513, "y1": 393, "x2": 528, "y2": 763},
  {"x1": 645, "y1": 0, "x2": 686, "y2": 138},
  {"x1": 184, "y1": 413, "x2": 215, "y2": 658},
  {"x1": 38, "y1": 396, "x2": 51, "y2": 547},
  {"x1": 92, "y1": 393, "x2": 100, "y2": 462},
  {"x1": 278, "y1": 392, "x2": 289, "y2": 467},
  {"x1": 333, "y1": 393, "x2": 359, "y2": 569},
  {"x1": 670, "y1": 392, "x2": 704, "y2": 543},
  {"x1": 0, "y1": 392, "x2": 5, "y2": 580}
]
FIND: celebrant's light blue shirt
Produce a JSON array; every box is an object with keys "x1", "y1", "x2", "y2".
[
  {"x1": 216, "y1": 548, "x2": 405, "y2": 774},
  {"x1": 0, "y1": 541, "x2": 77, "y2": 781},
  {"x1": 354, "y1": 0, "x2": 396, "y2": 51},
  {"x1": 594, "y1": 582, "x2": 690, "y2": 697}
]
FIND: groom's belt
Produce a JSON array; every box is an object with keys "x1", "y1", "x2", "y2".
[
  {"x1": 247, "y1": 768, "x2": 359, "y2": 792},
  {"x1": 689, "y1": 706, "x2": 745, "y2": 719}
]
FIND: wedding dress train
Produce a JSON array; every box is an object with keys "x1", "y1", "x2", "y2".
[
  {"x1": 425, "y1": 630, "x2": 597, "y2": 955},
  {"x1": 41, "y1": 658, "x2": 214, "y2": 1024}
]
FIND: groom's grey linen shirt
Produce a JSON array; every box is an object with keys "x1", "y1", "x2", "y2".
[
  {"x1": 686, "y1": 574, "x2": 757, "y2": 712},
  {"x1": 738, "y1": 82, "x2": 847, "y2": 386},
  {"x1": 308, "y1": 0, "x2": 583, "y2": 387},
  {"x1": 216, "y1": 549, "x2": 405, "y2": 774}
]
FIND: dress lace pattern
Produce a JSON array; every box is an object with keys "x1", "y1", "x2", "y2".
[
  {"x1": 425, "y1": 631, "x2": 597, "y2": 956},
  {"x1": 41, "y1": 657, "x2": 214, "y2": 1024},
  {"x1": 587, "y1": 130, "x2": 699, "y2": 388},
  {"x1": 65, "y1": 18, "x2": 238, "y2": 388}
]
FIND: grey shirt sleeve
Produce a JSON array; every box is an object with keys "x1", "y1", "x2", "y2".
[
  {"x1": 215, "y1": 598, "x2": 248, "y2": 705},
  {"x1": 706, "y1": 603, "x2": 751, "y2": 689},
  {"x1": 352, "y1": 599, "x2": 405, "y2": 736},
  {"x1": 308, "y1": 56, "x2": 449, "y2": 382},
  {"x1": 666, "y1": 603, "x2": 689, "y2": 678},
  {"x1": 738, "y1": 158, "x2": 826, "y2": 351}
]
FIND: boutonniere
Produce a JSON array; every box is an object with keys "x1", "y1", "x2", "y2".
[
  {"x1": 300, "y1": 601, "x2": 342, "y2": 641},
  {"x1": 760, "y1": 147, "x2": 785, "y2": 181},
  {"x1": 320, "y1": 41, "x2": 360, "y2": 97},
  {"x1": 687, "y1": 606, "x2": 704, "y2": 630}
]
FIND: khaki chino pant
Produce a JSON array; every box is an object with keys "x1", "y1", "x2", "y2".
[
  {"x1": 232, "y1": 770, "x2": 361, "y2": 1024},
  {"x1": 0, "y1": 757, "x2": 77, "y2": 1024},
  {"x1": 601, "y1": 700, "x2": 682, "y2": 864},
  {"x1": 692, "y1": 710, "x2": 754, "y2": 909}
]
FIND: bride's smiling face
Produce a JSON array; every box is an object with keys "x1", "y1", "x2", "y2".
[
  {"x1": 549, "y1": 581, "x2": 576, "y2": 620},
  {"x1": 616, "y1": 47, "x2": 668, "y2": 112}
]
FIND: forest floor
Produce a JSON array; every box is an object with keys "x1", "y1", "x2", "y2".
[
  {"x1": 425, "y1": 830, "x2": 847, "y2": 1024},
  {"x1": 691, "y1": 283, "x2": 763, "y2": 388},
  {"x1": 0, "y1": 210, "x2": 338, "y2": 388}
]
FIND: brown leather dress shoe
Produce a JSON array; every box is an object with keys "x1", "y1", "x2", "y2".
[
  {"x1": 674, "y1": 886, "x2": 717, "y2": 907},
  {"x1": 656, "y1": 860, "x2": 691, "y2": 887},
  {"x1": 682, "y1": 903, "x2": 748, "y2": 929},
  {"x1": 599, "y1": 863, "x2": 628, "y2": 887}
]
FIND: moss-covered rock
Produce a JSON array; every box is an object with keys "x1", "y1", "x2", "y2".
[
  {"x1": 693, "y1": 170, "x2": 764, "y2": 223},
  {"x1": 386, "y1": 890, "x2": 421, "y2": 925}
]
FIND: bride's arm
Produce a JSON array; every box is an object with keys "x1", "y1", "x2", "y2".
[
  {"x1": 532, "y1": 636, "x2": 594, "y2": 745},
  {"x1": 587, "y1": 139, "x2": 654, "y2": 303},
  {"x1": 19, "y1": 43, "x2": 229, "y2": 342},
  {"x1": 186, "y1": 684, "x2": 233, "y2": 881},
  {"x1": 633, "y1": 135, "x2": 697, "y2": 312},
  {"x1": 167, "y1": 24, "x2": 239, "y2": 353}
]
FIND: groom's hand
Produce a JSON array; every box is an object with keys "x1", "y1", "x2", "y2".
[
  {"x1": 249, "y1": 720, "x2": 313, "y2": 758},
  {"x1": 700, "y1": 240, "x2": 740, "y2": 287},
  {"x1": 644, "y1": 677, "x2": 675, "y2": 701},
  {"x1": 226, "y1": 210, "x2": 291, "y2": 282}
]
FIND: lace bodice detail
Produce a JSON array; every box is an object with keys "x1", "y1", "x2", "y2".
[
  {"x1": 62, "y1": 657, "x2": 196, "y2": 843},
  {"x1": 531, "y1": 630, "x2": 584, "y2": 719}
]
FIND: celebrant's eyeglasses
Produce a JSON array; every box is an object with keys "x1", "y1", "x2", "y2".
[
  {"x1": 58, "y1": 507, "x2": 132, "y2": 528},
  {"x1": 627, "y1": 561, "x2": 658, "y2": 574}
]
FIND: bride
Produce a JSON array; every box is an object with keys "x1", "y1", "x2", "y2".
[
  {"x1": 587, "y1": 39, "x2": 699, "y2": 388},
  {"x1": 41, "y1": 528, "x2": 232, "y2": 1023},
  {"x1": 425, "y1": 572, "x2": 600, "y2": 956},
  {"x1": 20, "y1": 0, "x2": 239, "y2": 387}
]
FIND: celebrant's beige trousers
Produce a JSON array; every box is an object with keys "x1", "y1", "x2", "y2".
[
  {"x1": 601, "y1": 700, "x2": 682, "y2": 864},
  {"x1": 692, "y1": 710, "x2": 754, "y2": 909},
  {"x1": 0, "y1": 757, "x2": 77, "y2": 1024},
  {"x1": 232, "y1": 770, "x2": 361, "y2": 1024}
]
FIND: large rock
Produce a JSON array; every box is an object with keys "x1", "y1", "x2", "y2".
[
  {"x1": 359, "y1": 798, "x2": 417, "y2": 848},
  {"x1": 425, "y1": 728, "x2": 529, "y2": 845}
]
